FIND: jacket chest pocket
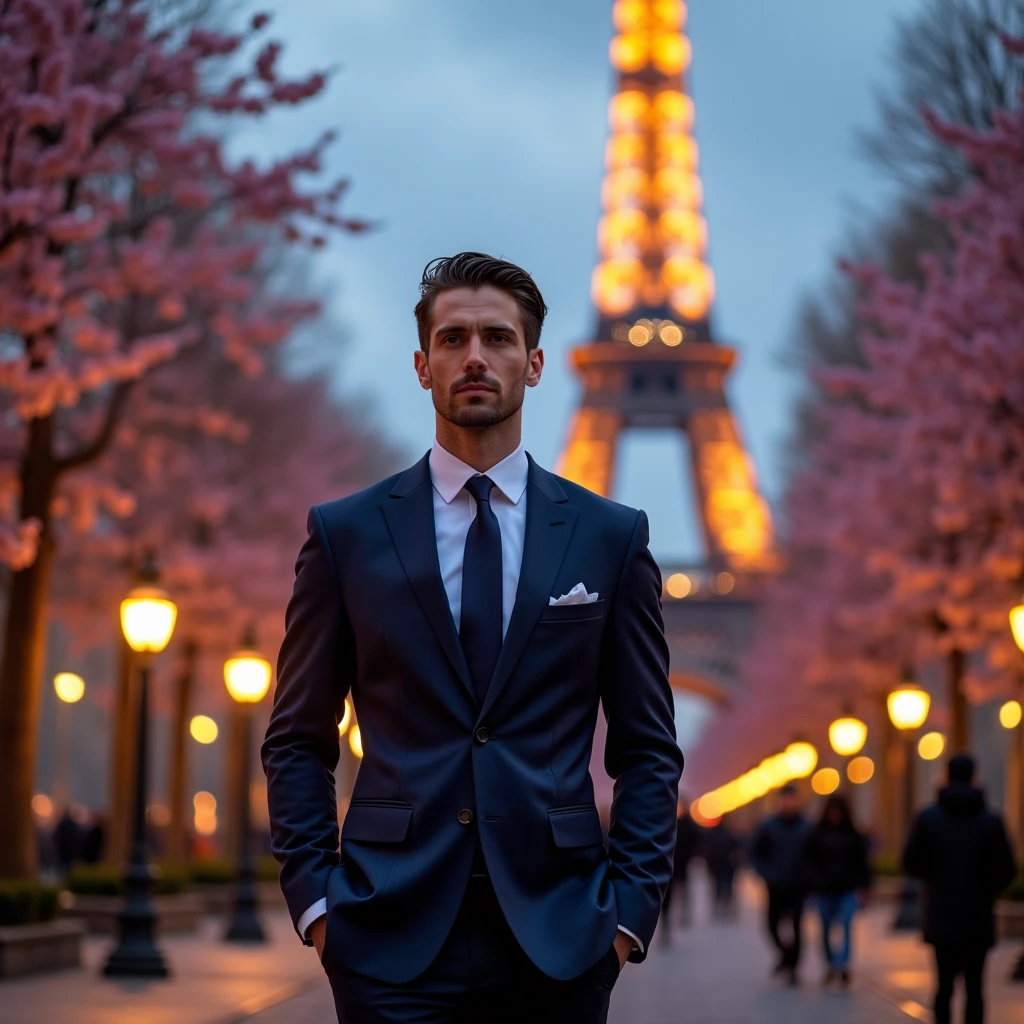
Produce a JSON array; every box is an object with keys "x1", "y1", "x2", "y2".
[{"x1": 537, "y1": 598, "x2": 605, "y2": 624}]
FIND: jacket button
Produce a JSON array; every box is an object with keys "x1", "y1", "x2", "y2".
[
  {"x1": 458, "y1": 809, "x2": 474, "y2": 825},
  {"x1": 475, "y1": 727, "x2": 489, "y2": 744}
]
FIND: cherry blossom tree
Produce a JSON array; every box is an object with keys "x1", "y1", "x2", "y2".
[
  {"x1": 0, "y1": 0, "x2": 366, "y2": 878},
  {"x1": 742, "y1": 32, "x2": 1024, "y2": 769},
  {"x1": 50, "y1": 338, "x2": 403, "y2": 862}
]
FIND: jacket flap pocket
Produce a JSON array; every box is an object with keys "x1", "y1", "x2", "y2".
[
  {"x1": 548, "y1": 806, "x2": 604, "y2": 848},
  {"x1": 343, "y1": 803, "x2": 412, "y2": 844},
  {"x1": 539, "y1": 599, "x2": 605, "y2": 623}
]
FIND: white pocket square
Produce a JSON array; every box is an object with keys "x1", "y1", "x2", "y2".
[{"x1": 549, "y1": 582, "x2": 599, "y2": 606}]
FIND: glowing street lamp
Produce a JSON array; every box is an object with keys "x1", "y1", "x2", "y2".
[
  {"x1": 224, "y1": 626, "x2": 271, "y2": 944},
  {"x1": 887, "y1": 683, "x2": 931, "y2": 733},
  {"x1": 783, "y1": 741, "x2": 818, "y2": 779},
  {"x1": 829, "y1": 713, "x2": 868, "y2": 758},
  {"x1": 1010, "y1": 599, "x2": 1024, "y2": 652},
  {"x1": 104, "y1": 552, "x2": 176, "y2": 979}
]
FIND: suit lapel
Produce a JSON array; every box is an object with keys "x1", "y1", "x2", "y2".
[
  {"x1": 480, "y1": 457, "x2": 578, "y2": 721},
  {"x1": 380, "y1": 454, "x2": 474, "y2": 701}
]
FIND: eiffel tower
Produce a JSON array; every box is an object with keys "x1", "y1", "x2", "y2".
[{"x1": 557, "y1": 0, "x2": 777, "y2": 706}]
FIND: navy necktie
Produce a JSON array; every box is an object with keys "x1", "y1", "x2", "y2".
[{"x1": 460, "y1": 475, "x2": 503, "y2": 704}]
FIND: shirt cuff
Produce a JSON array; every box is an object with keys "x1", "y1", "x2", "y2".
[
  {"x1": 617, "y1": 924, "x2": 644, "y2": 954},
  {"x1": 297, "y1": 898, "x2": 328, "y2": 942}
]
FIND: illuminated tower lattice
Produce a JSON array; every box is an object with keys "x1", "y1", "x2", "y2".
[{"x1": 558, "y1": 0, "x2": 774, "y2": 576}]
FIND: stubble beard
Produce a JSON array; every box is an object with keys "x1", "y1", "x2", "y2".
[{"x1": 433, "y1": 369, "x2": 528, "y2": 431}]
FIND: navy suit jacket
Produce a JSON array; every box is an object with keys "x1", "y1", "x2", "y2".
[{"x1": 262, "y1": 453, "x2": 683, "y2": 983}]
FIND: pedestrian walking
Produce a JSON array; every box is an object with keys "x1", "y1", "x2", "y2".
[
  {"x1": 751, "y1": 783, "x2": 812, "y2": 985},
  {"x1": 903, "y1": 754, "x2": 1016, "y2": 1024},
  {"x1": 263, "y1": 253, "x2": 683, "y2": 1023},
  {"x1": 702, "y1": 817, "x2": 741, "y2": 919},
  {"x1": 660, "y1": 799, "x2": 701, "y2": 941},
  {"x1": 805, "y1": 794, "x2": 871, "y2": 987},
  {"x1": 52, "y1": 806, "x2": 83, "y2": 875}
]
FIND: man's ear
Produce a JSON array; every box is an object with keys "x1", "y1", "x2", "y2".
[
  {"x1": 414, "y1": 349, "x2": 432, "y2": 391},
  {"x1": 526, "y1": 347, "x2": 544, "y2": 388}
]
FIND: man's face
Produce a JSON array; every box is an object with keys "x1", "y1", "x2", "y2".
[
  {"x1": 414, "y1": 286, "x2": 543, "y2": 429},
  {"x1": 779, "y1": 791, "x2": 800, "y2": 817}
]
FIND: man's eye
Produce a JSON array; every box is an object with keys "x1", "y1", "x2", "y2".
[
  {"x1": 442, "y1": 335, "x2": 461, "y2": 344},
  {"x1": 489, "y1": 334, "x2": 508, "y2": 343}
]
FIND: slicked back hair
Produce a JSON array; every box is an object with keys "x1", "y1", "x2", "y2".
[{"x1": 414, "y1": 252, "x2": 548, "y2": 353}]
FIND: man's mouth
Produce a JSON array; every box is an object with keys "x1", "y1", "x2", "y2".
[{"x1": 455, "y1": 382, "x2": 496, "y2": 395}]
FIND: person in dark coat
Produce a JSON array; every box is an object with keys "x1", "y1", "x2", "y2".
[
  {"x1": 52, "y1": 808, "x2": 83, "y2": 875},
  {"x1": 660, "y1": 800, "x2": 701, "y2": 941},
  {"x1": 751, "y1": 783, "x2": 812, "y2": 984},
  {"x1": 805, "y1": 794, "x2": 871, "y2": 987},
  {"x1": 903, "y1": 754, "x2": 1016, "y2": 1024},
  {"x1": 702, "y1": 818, "x2": 741, "y2": 919}
]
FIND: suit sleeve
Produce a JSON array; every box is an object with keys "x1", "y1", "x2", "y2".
[
  {"x1": 261, "y1": 506, "x2": 353, "y2": 941},
  {"x1": 598, "y1": 510, "x2": 684, "y2": 960}
]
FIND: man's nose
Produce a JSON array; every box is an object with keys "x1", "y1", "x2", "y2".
[{"x1": 463, "y1": 333, "x2": 488, "y2": 369}]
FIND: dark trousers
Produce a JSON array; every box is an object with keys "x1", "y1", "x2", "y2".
[
  {"x1": 766, "y1": 886, "x2": 805, "y2": 971},
  {"x1": 934, "y1": 943, "x2": 987, "y2": 1024},
  {"x1": 323, "y1": 876, "x2": 620, "y2": 1023}
]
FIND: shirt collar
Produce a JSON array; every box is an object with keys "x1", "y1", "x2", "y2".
[{"x1": 429, "y1": 438, "x2": 528, "y2": 506}]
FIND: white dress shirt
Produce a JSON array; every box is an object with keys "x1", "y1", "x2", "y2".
[{"x1": 298, "y1": 439, "x2": 642, "y2": 953}]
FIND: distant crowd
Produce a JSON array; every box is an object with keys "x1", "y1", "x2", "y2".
[
  {"x1": 37, "y1": 807, "x2": 107, "y2": 877},
  {"x1": 664, "y1": 754, "x2": 1015, "y2": 1024}
]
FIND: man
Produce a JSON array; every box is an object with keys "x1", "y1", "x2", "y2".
[
  {"x1": 903, "y1": 754, "x2": 1016, "y2": 1024},
  {"x1": 702, "y1": 816, "x2": 741, "y2": 921},
  {"x1": 750, "y1": 783, "x2": 812, "y2": 985},
  {"x1": 659, "y1": 798, "x2": 700, "y2": 942},
  {"x1": 263, "y1": 253, "x2": 683, "y2": 1023}
]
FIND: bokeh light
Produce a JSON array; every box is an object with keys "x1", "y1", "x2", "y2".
[
  {"x1": 847, "y1": 756, "x2": 875, "y2": 784},
  {"x1": 31, "y1": 793, "x2": 53, "y2": 819},
  {"x1": 918, "y1": 731, "x2": 946, "y2": 761},
  {"x1": 53, "y1": 672, "x2": 85, "y2": 704},
  {"x1": 193, "y1": 790, "x2": 217, "y2": 835},
  {"x1": 665, "y1": 572, "x2": 692, "y2": 599},
  {"x1": 783, "y1": 741, "x2": 818, "y2": 779},
  {"x1": 999, "y1": 700, "x2": 1022, "y2": 730},
  {"x1": 811, "y1": 768, "x2": 840, "y2": 796},
  {"x1": 189, "y1": 714, "x2": 218, "y2": 744}
]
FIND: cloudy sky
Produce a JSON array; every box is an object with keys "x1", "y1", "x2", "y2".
[{"x1": 243, "y1": 0, "x2": 924, "y2": 562}]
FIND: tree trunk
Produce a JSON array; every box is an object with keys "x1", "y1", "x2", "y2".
[
  {"x1": 947, "y1": 647, "x2": 969, "y2": 753},
  {"x1": 166, "y1": 640, "x2": 197, "y2": 865},
  {"x1": 0, "y1": 416, "x2": 57, "y2": 879},
  {"x1": 106, "y1": 633, "x2": 135, "y2": 865}
]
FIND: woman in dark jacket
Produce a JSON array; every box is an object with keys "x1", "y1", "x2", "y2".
[{"x1": 805, "y1": 794, "x2": 871, "y2": 986}]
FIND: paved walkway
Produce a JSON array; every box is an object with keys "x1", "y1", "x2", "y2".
[
  {"x1": 246, "y1": 872, "x2": 914, "y2": 1024},
  {"x1": 0, "y1": 912, "x2": 321, "y2": 1024},
  {"x1": 4, "y1": 874, "x2": 1024, "y2": 1023}
]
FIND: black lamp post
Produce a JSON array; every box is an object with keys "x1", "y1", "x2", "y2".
[
  {"x1": 103, "y1": 552, "x2": 177, "y2": 978},
  {"x1": 887, "y1": 681, "x2": 931, "y2": 933},
  {"x1": 223, "y1": 626, "x2": 272, "y2": 943}
]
